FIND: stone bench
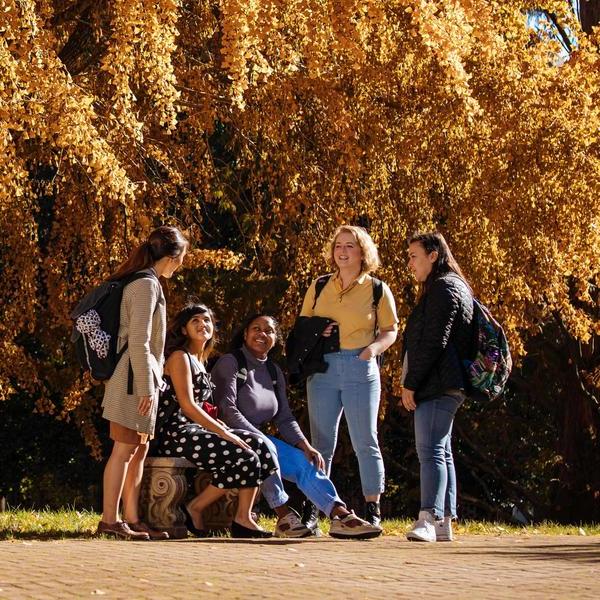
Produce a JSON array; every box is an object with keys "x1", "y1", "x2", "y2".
[{"x1": 140, "y1": 456, "x2": 239, "y2": 539}]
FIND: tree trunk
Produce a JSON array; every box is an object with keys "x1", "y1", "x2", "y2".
[{"x1": 579, "y1": 0, "x2": 600, "y2": 33}]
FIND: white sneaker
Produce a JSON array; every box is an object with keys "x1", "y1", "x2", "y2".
[
  {"x1": 329, "y1": 511, "x2": 382, "y2": 539},
  {"x1": 406, "y1": 510, "x2": 437, "y2": 542},
  {"x1": 435, "y1": 517, "x2": 454, "y2": 541},
  {"x1": 274, "y1": 509, "x2": 312, "y2": 538}
]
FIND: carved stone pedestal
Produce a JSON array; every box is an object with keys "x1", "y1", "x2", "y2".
[
  {"x1": 140, "y1": 456, "x2": 239, "y2": 539},
  {"x1": 192, "y1": 471, "x2": 239, "y2": 532},
  {"x1": 140, "y1": 457, "x2": 190, "y2": 539}
]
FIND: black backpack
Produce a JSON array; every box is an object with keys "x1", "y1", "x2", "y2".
[
  {"x1": 70, "y1": 271, "x2": 157, "y2": 382},
  {"x1": 313, "y1": 274, "x2": 385, "y2": 364}
]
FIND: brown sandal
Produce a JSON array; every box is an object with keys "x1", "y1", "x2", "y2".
[
  {"x1": 127, "y1": 521, "x2": 170, "y2": 540},
  {"x1": 96, "y1": 521, "x2": 150, "y2": 541}
]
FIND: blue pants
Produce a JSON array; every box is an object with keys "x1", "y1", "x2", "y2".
[
  {"x1": 306, "y1": 349, "x2": 384, "y2": 497},
  {"x1": 414, "y1": 394, "x2": 463, "y2": 519},
  {"x1": 260, "y1": 435, "x2": 344, "y2": 517}
]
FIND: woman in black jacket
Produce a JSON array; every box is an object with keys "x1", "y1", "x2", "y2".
[{"x1": 401, "y1": 232, "x2": 473, "y2": 543}]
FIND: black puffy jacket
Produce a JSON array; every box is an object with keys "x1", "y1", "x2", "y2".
[{"x1": 402, "y1": 272, "x2": 474, "y2": 402}]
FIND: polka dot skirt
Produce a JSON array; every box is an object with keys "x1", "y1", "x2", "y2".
[{"x1": 155, "y1": 364, "x2": 276, "y2": 489}]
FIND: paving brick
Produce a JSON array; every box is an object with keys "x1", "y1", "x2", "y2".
[{"x1": 0, "y1": 535, "x2": 598, "y2": 599}]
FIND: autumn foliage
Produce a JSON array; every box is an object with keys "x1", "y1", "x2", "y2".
[{"x1": 1, "y1": 1, "x2": 599, "y2": 518}]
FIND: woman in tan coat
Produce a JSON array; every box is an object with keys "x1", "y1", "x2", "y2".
[{"x1": 97, "y1": 226, "x2": 188, "y2": 540}]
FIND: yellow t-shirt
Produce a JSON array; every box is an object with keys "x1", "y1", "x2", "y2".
[{"x1": 300, "y1": 272, "x2": 399, "y2": 350}]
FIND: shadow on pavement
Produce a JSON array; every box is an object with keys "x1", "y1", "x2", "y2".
[{"x1": 451, "y1": 543, "x2": 600, "y2": 565}]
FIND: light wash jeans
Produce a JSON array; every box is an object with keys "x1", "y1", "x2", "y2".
[
  {"x1": 414, "y1": 394, "x2": 463, "y2": 520},
  {"x1": 306, "y1": 349, "x2": 384, "y2": 497},
  {"x1": 260, "y1": 435, "x2": 345, "y2": 517}
]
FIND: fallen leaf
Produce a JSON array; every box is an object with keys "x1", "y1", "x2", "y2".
[
  {"x1": 578, "y1": 528, "x2": 586, "y2": 536},
  {"x1": 91, "y1": 591, "x2": 106, "y2": 596},
  {"x1": 295, "y1": 563, "x2": 305, "y2": 568}
]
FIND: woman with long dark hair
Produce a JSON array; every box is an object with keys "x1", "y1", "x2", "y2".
[
  {"x1": 154, "y1": 303, "x2": 276, "y2": 538},
  {"x1": 401, "y1": 232, "x2": 474, "y2": 543},
  {"x1": 98, "y1": 225, "x2": 188, "y2": 540}
]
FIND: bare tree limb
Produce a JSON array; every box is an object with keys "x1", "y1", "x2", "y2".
[{"x1": 544, "y1": 11, "x2": 573, "y2": 54}]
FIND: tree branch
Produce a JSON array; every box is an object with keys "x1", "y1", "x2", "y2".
[{"x1": 544, "y1": 11, "x2": 573, "y2": 54}]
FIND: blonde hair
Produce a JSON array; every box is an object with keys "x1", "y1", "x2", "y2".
[{"x1": 323, "y1": 225, "x2": 381, "y2": 274}]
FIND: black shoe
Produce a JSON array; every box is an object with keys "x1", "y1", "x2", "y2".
[
  {"x1": 365, "y1": 501, "x2": 381, "y2": 527},
  {"x1": 181, "y1": 504, "x2": 207, "y2": 537},
  {"x1": 301, "y1": 501, "x2": 320, "y2": 532},
  {"x1": 230, "y1": 520, "x2": 273, "y2": 539}
]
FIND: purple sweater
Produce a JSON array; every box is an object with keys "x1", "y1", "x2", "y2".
[{"x1": 211, "y1": 346, "x2": 305, "y2": 446}]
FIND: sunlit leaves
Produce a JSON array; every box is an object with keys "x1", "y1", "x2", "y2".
[{"x1": 0, "y1": 0, "x2": 599, "y2": 455}]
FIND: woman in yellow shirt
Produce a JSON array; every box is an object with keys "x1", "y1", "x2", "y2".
[{"x1": 299, "y1": 225, "x2": 398, "y2": 525}]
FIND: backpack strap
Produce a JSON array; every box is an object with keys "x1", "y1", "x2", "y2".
[
  {"x1": 312, "y1": 274, "x2": 333, "y2": 310},
  {"x1": 371, "y1": 276, "x2": 383, "y2": 335},
  {"x1": 371, "y1": 277, "x2": 385, "y2": 367},
  {"x1": 231, "y1": 348, "x2": 248, "y2": 392}
]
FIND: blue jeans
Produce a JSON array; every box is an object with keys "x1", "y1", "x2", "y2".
[
  {"x1": 414, "y1": 394, "x2": 463, "y2": 520},
  {"x1": 306, "y1": 349, "x2": 384, "y2": 497},
  {"x1": 260, "y1": 435, "x2": 345, "y2": 517}
]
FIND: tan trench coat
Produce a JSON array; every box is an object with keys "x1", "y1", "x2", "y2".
[{"x1": 102, "y1": 271, "x2": 166, "y2": 435}]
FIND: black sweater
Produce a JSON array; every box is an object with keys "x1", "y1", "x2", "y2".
[{"x1": 402, "y1": 272, "x2": 474, "y2": 402}]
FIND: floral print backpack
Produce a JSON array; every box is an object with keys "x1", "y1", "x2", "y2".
[{"x1": 463, "y1": 299, "x2": 513, "y2": 400}]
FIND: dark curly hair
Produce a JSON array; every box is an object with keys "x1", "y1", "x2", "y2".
[
  {"x1": 228, "y1": 313, "x2": 282, "y2": 354},
  {"x1": 165, "y1": 302, "x2": 217, "y2": 363}
]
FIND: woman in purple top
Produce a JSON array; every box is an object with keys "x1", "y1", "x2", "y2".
[{"x1": 211, "y1": 314, "x2": 382, "y2": 540}]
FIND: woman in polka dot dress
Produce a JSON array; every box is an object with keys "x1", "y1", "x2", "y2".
[{"x1": 155, "y1": 303, "x2": 276, "y2": 538}]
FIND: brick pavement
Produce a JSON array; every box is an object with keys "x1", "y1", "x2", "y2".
[{"x1": 0, "y1": 535, "x2": 598, "y2": 599}]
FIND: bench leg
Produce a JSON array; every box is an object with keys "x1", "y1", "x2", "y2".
[
  {"x1": 140, "y1": 465, "x2": 188, "y2": 539},
  {"x1": 193, "y1": 472, "x2": 239, "y2": 532}
]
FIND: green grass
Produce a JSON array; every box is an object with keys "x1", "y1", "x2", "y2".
[
  {"x1": 381, "y1": 518, "x2": 600, "y2": 537},
  {"x1": 0, "y1": 508, "x2": 100, "y2": 540},
  {"x1": 0, "y1": 509, "x2": 598, "y2": 540}
]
